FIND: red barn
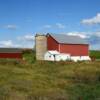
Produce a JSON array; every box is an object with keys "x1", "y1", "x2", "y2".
[
  {"x1": 46, "y1": 33, "x2": 90, "y2": 61},
  {"x1": 0, "y1": 48, "x2": 22, "y2": 59}
]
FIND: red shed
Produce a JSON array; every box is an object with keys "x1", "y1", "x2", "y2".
[
  {"x1": 0, "y1": 48, "x2": 22, "y2": 59},
  {"x1": 47, "y1": 33, "x2": 89, "y2": 56}
]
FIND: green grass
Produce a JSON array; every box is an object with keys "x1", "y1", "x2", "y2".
[{"x1": 0, "y1": 51, "x2": 100, "y2": 100}]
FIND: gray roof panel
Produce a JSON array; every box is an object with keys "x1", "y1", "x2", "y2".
[
  {"x1": 48, "y1": 33, "x2": 88, "y2": 44},
  {"x1": 0, "y1": 48, "x2": 22, "y2": 53}
]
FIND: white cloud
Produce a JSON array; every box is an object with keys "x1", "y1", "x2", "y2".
[
  {"x1": 81, "y1": 13, "x2": 100, "y2": 25},
  {"x1": 0, "y1": 40, "x2": 13, "y2": 47},
  {"x1": 67, "y1": 32, "x2": 89, "y2": 39},
  {"x1": 0, "y1": 34, "x2": 35, "y2": 48},
  {"x1": 0, "y1": 40, "x2": 21, "y2": 48},
  {"x1": 23, "y1": 35, "x2": 34, "y2": 41},
  {"x1": 41, "y1": 23, "x2": 66, "y2": 29},
  {"x1": 0, "y1": 39, "x2": 33, "y2": 48},
  {"x1": 56, "y1": 23, "x2": 66, "y2": 29},
  {"x1": 20, "y1": 42, "x2": 34, "y2": 48},
  {"x1": 94, "y1": 32, "x2": 100, "y2": 37},
  {"x1": 5, "y1": 25, "x2": 17, "y2": 30},
  {"x1": 17, "y1": 34, "x2": 35, "y2": 48},
  {"x1": 18, "y1": 34, "x2": 34, "y2": 41}
]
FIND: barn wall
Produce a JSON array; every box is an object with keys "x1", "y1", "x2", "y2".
[
  {"x1": 0, "y1": 53, "x2": 22, "y2": 59},
  {"x1": 47, "y1": 35, "x2": 59, "y2": 51},
  {"x1": 60, "y1": 44, "x2": 89, "y2": 56}
]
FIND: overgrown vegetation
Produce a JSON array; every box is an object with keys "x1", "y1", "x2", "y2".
[
  {"x1": 90, "y1": 50, "x2": 100, "y2": 59},
  {"x1": 0, "y1": 50, "x2": 100, "y2": 100},
  {"x1": 22, "y1": 49, "x2": 36, "y2": 63}
]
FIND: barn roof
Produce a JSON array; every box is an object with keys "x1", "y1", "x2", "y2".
[
  {"x1": 47, "y1": 33, "x2": 88, "y2": 44},
  {"x1": 0, "y1": 48, "x2": 22, "y2": 53}
]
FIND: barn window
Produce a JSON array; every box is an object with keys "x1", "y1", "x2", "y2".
[{"x1": 49, "y1": 55, "x2": 51, "y2": 57}]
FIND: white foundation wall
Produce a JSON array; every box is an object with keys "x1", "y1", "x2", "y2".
[
  {"x1": 44, "y1": 51, "x2": 71, "y2": 61},
  {"x1": 70, "y1": 56, "x2": 80, "y2": 62},
  {"x1": 55, "y1": 54, "x2": 70, "y2": 61},
  {"x1": 71, "y1": 56, "x2": 91, "y2": 62},
  {"x1": 44, "y1": 51, "x2": 91, "y2": 62},
  {"x1": 44, "y1": 53, "x2": 54, "y2": 61},
  {"x1": 80, "y1": 56, "x2": 91, "y2": 61}
]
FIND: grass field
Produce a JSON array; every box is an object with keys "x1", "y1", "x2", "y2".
[{"x1": 0, "y1": 50, "x2": 100, "y2": 100}]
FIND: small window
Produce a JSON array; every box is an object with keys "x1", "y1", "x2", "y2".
[{"x1": 49, "y1": 55, "x2": 51, "y2": 57}]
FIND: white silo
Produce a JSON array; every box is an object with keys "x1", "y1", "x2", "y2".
[{"x1": 35, "y1": 33, "x2": 47, "y2": 60}]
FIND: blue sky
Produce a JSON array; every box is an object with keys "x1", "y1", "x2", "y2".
[{"x1": 0, "y1": 0, "x2": 100, "y2": 49}]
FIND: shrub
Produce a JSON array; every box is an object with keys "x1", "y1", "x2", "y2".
[
  {"x1": 90, "y1": 50, "x2": 100, "y2": 59},
  {"x1": 22, "y1": 50, "x2": 36, "y2": 64}
]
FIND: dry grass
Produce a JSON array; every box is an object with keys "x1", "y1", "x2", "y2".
[{"x1": 0, "y1": 59, "x2": 100, "y2": 100}]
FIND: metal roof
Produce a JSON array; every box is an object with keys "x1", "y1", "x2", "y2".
[
  {"x1": 47, "y1": 33, "x2": 88, "y2": 44},
  {"x1": 0, "y1": 48, "x2": 22, "y2": 53}
]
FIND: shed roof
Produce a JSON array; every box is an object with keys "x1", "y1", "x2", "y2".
[
  {"x1": 47, "y1": 33, "x2": 88, "y2": 44},
  {"x1": 0, "y1": 48, "x2": 22, "y2": 53},
  {"x1": 48, "y1": 50, "x2": 60, "y2": 55}
]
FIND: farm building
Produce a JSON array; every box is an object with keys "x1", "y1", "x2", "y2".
[
  {"x1": 0, "y1": 48, "x2": 22, "y2": 59},
  {"x1": 35, "y1": 33, "x2": 91, "y2": 62},
  {"x1": 44, "y1": 50, "x2": 70, "y2": 61}
]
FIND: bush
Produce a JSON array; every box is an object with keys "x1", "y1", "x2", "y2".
[
  {"x1": 22, "y1": 49, "x2": 36, "y2": 64},
  {"x1": 90, "y1": 50, "x2": 100, "y2": 59}
]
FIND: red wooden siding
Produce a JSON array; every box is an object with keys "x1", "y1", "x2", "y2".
[
  {"x1": 60, "y1": 44, "x2": 89, "y2": 56},
  {"x1": 0, "y1": 53, "x2": 22, "y2": 59},
  {"x1": 47, "y1": 35, "x2": 89, "y2": 56},
  {"x1": 47, "y1": 35, "x2": 59, "y2": 51}
]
